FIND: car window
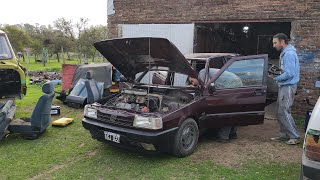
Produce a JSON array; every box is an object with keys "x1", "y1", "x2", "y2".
[
  {"x1": 190, "y1": 60, "x2": 206, "y2": 73},
  {"x1": 173, "y1": 73, "x2": 188, "y2": 86},
  {"x1": 215, "y1": 58, "x2": 264, "y2": 89},
  {"x1": 137, "y1": 70, "x2": 168, "y2": 85},
  {"x1": 136, "y1": 70, "x2": 189, "y2": 87},
  {"x1": 0, "y1": 35, "x2": 13, "y2": 60}
]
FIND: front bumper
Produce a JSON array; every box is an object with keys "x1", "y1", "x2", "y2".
[
  {"x1": 82, "y1": 118, "x2": 178, "y2": 153},
  {"x1": 301, "y1": 153, "x2": 320, "y2": 179}
]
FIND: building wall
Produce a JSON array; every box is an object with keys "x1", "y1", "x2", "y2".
[{"x1": 108, "y1": 0, "x2": 320, "y2": 115}]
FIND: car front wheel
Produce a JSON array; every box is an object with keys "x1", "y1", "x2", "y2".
[{"x1": 172, "y1": 118, "x2": 199, "y2": 157}]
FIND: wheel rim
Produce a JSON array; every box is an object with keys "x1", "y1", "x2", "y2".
[{"x1": 181, "y1": 124, "x2": 196, "y2": 151}]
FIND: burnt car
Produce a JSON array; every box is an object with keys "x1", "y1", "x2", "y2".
[{"x1": 82, "y1": 37, "x2": 274, "y2": 157}]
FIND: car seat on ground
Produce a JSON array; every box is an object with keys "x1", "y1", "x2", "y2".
[
  {"x1": 8, "y1": 82, "x2": 55, "y2": 139},
  {"x1": 84, "y1": 71, "x2": 102, "y2": 104}
]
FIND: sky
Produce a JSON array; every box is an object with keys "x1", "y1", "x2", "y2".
[{"x1": 1, "y1": 0, "x2": 108, "y2": 26}]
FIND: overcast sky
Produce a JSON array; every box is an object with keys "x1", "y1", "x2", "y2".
[{"x1": 1, "y1": 0, "x2": 108, "y2": 26}]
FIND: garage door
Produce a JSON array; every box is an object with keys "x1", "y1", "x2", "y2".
[{"x1": 120, "y1": 24, "x2": 194, "y2": 54}]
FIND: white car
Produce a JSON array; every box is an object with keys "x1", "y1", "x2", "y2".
[{"x1": 300, "y1": 97, "x2": 320, "y2": 179}]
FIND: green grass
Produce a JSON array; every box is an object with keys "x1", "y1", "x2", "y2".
[
  {"x1": 0, "y1": 60, "x2": 301, "y2": 179},
  {"x1": 293, "y1": 115, "x2": 306, "y2": 130}
]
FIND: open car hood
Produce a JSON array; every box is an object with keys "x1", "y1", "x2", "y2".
[{"x1": 94, "y1": 37, "x2": 198, "y2": 81}]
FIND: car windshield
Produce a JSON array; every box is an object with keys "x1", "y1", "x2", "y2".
[
  {"x1": 135, "y1": 67, "x2": 190, "y2": 87},
  {"x1": 0, "y1": 35, "x2": 13, "y2": 60}
]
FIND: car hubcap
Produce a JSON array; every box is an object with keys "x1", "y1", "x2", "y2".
[{"x1": 181, "y1": 124, "x2": 195, "y2": 150}]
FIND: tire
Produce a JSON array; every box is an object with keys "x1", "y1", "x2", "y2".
[
  {"x1": 299, "y1": 164, "x2": 304, "y2": 180},
  {"x1": 172, "y1": 118, "x2": 199, "y2": 157}
]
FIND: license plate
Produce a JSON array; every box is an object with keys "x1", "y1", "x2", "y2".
[
  {"x1": 104, "y1": 131, "x2": 120, "y2": 143},
  {"x1": 51, "y1": 110, "x2": 58, "y2": 114}
]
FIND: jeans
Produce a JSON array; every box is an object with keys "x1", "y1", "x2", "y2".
[
  {"x1": 218, "y1": 126, "x2": 237, "y2": 140},
  {"x1": 276, "y1": 84, "x2": 300, "y2": 139}
]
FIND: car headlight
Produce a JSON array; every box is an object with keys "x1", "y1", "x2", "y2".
[
  {"x1": 84, "y1": 105, "x2": 97, "y2": 119},
  {"x1": 133, "y1": 115, "x2": 162, "y2": 130}
]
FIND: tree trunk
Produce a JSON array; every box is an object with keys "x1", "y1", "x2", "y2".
[
  {"x1": 92, "y1": 50, "x2": 96, "y2": 63},
  {"x1": 67, "y1": 52, "x2": 71, "y2": 60},
  {"x1": 61, "y1": 46, "x2": 65, "y2": 64},
  {"x1": 56, "y1": 53, "x2": 60, "y2": 62}
]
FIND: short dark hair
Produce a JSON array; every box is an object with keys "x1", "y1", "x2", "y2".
[{"x1": 273, "y1": 33, "x2": 289, "y2": 44}]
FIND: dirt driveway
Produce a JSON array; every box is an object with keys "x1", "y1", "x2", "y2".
[{"x1": 192, "y1": 103, "x2": 303, "y2": 168}]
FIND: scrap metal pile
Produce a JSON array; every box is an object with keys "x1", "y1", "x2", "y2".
[{"x1": 29, "y1": 71, "x2": 61, "y2": 84}]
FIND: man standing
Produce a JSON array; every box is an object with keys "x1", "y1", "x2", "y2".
[{"x1": 270, "y1": 33, "x2": 300, "y2": 145}]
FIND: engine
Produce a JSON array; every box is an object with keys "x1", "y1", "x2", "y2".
[{"x1": 105, "y1": 88, "x2": 194, "y2": 113}]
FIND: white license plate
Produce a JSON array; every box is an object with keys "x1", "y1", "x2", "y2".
[
  {"x1": 51, "y1": 110, "x2": 58, "y2": 114},
  {"x1": 104, "y1": 131, "x2": 120, "y2": 143}
]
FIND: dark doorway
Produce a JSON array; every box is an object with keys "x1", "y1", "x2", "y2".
[{"x1": 194, "y1": 22, "x2": 291, "y2": 59}]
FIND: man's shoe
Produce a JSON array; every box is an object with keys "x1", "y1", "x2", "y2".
[
  {"x1": 215, "y1": 138, "x2": 230, "y2": 143},
  {"x1": 286, "y1": 138, "x2": 300, "y2": 145},
  {"x1": 271, "y1": 136, "x2": 289, "y2": 142}
]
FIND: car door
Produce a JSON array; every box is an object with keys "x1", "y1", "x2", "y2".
[{"x1": 200, "y1": 55, "x2": 268, "y2": 128}]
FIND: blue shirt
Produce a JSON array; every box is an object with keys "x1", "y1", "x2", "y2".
[{"x1": 273, "y1": 44, "x2": 300, "y2": 86}]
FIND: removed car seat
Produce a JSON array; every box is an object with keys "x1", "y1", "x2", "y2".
[
  {"x1": 8, "y1": 82, "x2": 55, "y2": 139},
  {"x1": 65, "y1": 71, "x2": 104, "y2": 108},
  {"x1": 84, "y1": 71, "x2": 102, "y2": 104}
]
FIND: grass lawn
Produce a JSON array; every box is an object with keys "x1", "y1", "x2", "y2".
[{"x1": 0, "y1": 60, "x2": 301, "y2": 179}]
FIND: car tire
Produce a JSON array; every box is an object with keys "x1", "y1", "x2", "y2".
[
  {"x1": 299, "y1": 164, "x2": 304, "y2": 180},
  {"x1": 172, "y1": 118, "x2": 199, "y2": 157}
]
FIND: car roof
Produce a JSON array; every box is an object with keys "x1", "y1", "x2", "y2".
[
  {"x1": 0, "y1": 30, "x2": 5, "y2": 34},
  {"x1": 185, "y1": 53, "x2": 239, "y2": 61}
]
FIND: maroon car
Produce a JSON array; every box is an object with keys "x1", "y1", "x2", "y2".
[{"x1": 82, "y1": 37, "x2": 274, "y2": 157}]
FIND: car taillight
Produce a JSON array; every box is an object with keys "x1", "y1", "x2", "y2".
[{"x1": 305, "y1": 129, "x2": 320, "y2": 162}]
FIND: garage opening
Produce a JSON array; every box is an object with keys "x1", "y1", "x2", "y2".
[{"x1": 194, "y1": 22, "x2": 291, "y2": 59}]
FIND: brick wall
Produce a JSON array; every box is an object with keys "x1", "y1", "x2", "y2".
[{"x1": 108, "y1": 0, "x2": 320, "y2": 115}]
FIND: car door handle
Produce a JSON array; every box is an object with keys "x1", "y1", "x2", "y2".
[{"x1": 254, "y1": 89, "x2": 266, "y2": 96}]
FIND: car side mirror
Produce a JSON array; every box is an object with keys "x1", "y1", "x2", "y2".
[{"x1": 208, "y1": 82, "x2": 216, "y2": 94}]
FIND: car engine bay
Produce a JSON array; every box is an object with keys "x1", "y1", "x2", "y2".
[{"x1": 104, "y1": 88, "x2": 196, "y2": 113}]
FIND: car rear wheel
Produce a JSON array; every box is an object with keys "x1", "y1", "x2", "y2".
[{"x1": 172, "y1": 118, "x2": 199, "y2": 157}]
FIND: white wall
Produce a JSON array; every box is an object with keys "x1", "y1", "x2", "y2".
[{"x1": 120, "y1": 24, "x2": 194, "y2": 55}]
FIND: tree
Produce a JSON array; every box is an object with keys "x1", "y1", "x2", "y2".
[
  {"x1": 54, "y1": 18, "x2": 90, "y2": 62},
  {"x1": 78, "y1": 25, "x2": 107, "y2": 62},
  {"x1": 0, "y1": 25, "x2": 32, "y2": 52},
  {"x1": 54, "y1": 18, "x2": 72, "y2": 36},
  {"x1": 50, "y1": 30, "x2": 74, "y2": 62},
  {"x1": 21, "y1": 23, "x2": 75, "y2": 62}
]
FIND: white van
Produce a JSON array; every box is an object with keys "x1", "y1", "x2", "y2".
[{"x1": 300, "y1": 97, "x2": 320, "y2": 179}]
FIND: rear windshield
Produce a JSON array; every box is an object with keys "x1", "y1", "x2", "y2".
[{"x1": 0, "y1": 35, "x2": 13, "y2": 60}]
